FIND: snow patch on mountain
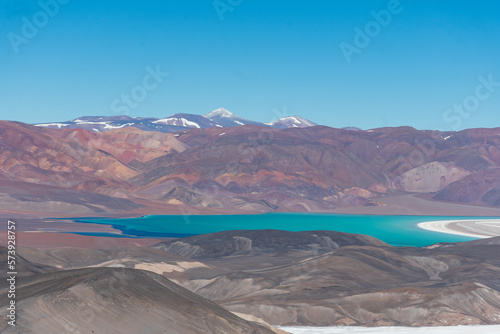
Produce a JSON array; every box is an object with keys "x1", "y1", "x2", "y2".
[
  {"x1": 204, "y1": 108, "x2": 234, "y2": 119},
  {"x1": 267, "y1": 116, "x2": 316, "y2": 128},
  {"x1": 34, "y1": 108, "x2": 320, "y2": 133},
  {"x1": 204, "y1": 108, "x2": 265, "y2": 127},
  {"x1": 153, "y1": 117, "x2": 201, "y2": 128},
  {"x1": 74, "y1": 119, "x2": 108, "y2": 125},
  {"x1": 104, "y1": 122, "x2": 135, "y2": 129},
  {"x1": 35, "y1": 123, "x2": 69, "y2": 128}
]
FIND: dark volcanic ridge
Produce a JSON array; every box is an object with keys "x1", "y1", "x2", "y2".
[{"x1": 152, "y1": 229, "x2": 389, "y2": 259}]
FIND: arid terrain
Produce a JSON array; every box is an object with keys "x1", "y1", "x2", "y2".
[
  {"x1": 2, "y1": 230, "x2": 500, "y2": 332},
  {"x1": 0, "y1": 266, "x2": 281, "y2": 334},
  {"x1": 4, "y1": 0, "x2": 499, "y2": 332},
  {"x1": 3, "y1": 119, "x2": 500, "y2": 217},
  {"x1": 2, "y1": 118, "x2": 500, "y2": 332}
]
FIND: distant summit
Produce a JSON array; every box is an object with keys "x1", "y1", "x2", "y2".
[
  {"x1": 341, "y1": 126, "x2": 362, "y2": 131},
  {"x1": 203, "y1": 108, "x2": 265, "y2": 127},
  {"x1": 266, "y1": 116, "x2": 317, "y2": 128},
  {"x1": 203, "y1": 107, "x2": 234, "y2": 119}
]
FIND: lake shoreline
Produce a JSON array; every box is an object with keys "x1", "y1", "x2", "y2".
[
  {"x1": 70, "y1": 214, "x2": 482, "y2": 247},
  {"x1": 8, "y1": 215, "x2": 499, "y2": 249}
]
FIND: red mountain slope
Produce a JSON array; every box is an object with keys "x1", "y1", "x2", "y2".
[{"x1": 1, "y1": 121, "x2": 500, "y2": 215}]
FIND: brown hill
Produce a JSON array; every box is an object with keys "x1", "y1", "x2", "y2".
[
  {"x1": 434, "y1": 168, "x2": 500, "y2": 205},
  {"x1": 0, "y1": 267, "x2": 279, "y2": 334}
]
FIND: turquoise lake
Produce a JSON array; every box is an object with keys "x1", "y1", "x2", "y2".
[{"x1": 75, "y1": 214, "x2": 497, "y2": 247}]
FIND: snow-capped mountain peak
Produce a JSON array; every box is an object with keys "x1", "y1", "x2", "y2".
[
  {"x1": 203, "y1": 108, "x2": 265, "y2": 127},
  {"x1": 34, "y1": 109, "x2": 317, "y2": 133},
  {"x1": 266, "y1": 116, "x2": 316, "y2": 128},
  {"x1": 203, "y1": 108, "x2": 234, "y2": 119}
]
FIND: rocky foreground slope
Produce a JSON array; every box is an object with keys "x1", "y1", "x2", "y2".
[
  {"x1": 11, "y1": 231, "x2": 500, "y2": 328},
  {"x1": 2, "y1": 120, "x2": 500, "y2": 215},
  {"x1": 0, "y1": 266, "x2": 280, "y2": 334}
]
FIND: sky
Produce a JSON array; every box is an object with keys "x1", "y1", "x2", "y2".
[{"x1": 1, "y1": 0, "x2": 500, "y2": 130}]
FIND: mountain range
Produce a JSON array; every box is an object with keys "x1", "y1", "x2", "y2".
[
  {"x1": 2, "y1": 113, "x2": 500, "y2": 216},
  {"x1": 34, "y1": 108, "x2": 317, "y2": 133}
]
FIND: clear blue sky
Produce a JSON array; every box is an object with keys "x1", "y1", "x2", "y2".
[{"x1": 2, "y1": 0, "x2": 500, "y2": 130}]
